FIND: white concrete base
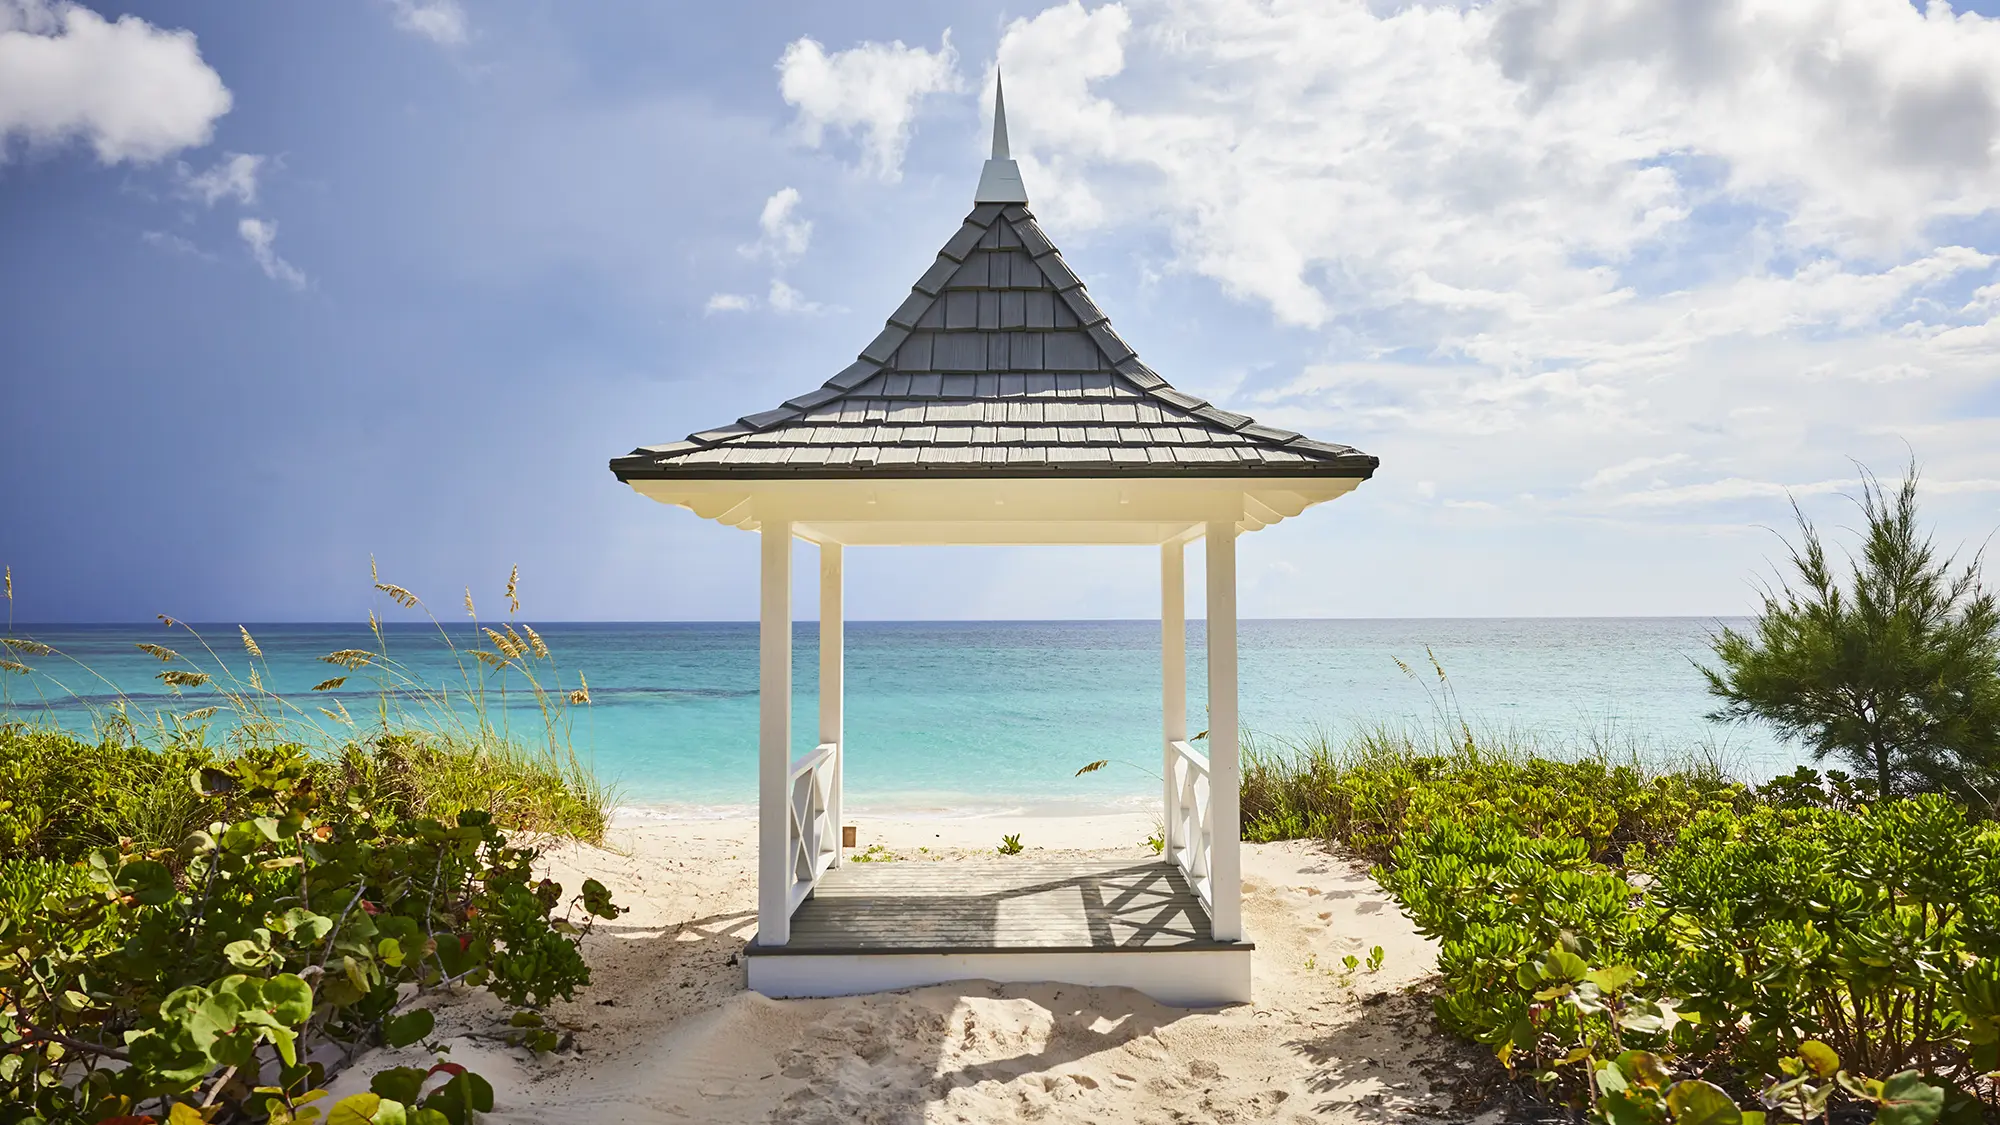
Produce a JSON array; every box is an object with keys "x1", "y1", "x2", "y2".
[{"x1": 745, "y1": 946, "x2": 1253, "y2": 1008}]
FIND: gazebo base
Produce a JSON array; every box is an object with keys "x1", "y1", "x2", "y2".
[{"x1": 742, "y1": 858, "x2": 1254, "y2": 1007}]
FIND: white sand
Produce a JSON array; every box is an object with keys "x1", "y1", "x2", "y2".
[{"x1": 333, "y1": 813, "x2": 1489, "y2": 1123}]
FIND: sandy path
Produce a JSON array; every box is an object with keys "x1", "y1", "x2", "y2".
[{"x1": 334, "y1": 817, "x2": 1495, "y2": 1123}]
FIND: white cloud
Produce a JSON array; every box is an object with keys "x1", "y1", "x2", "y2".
[
  {"x1": 176, "y1": 151, "x2": 262, "y2": 206},
  {"x1": 767, "y1": 279, "x2": 824, "y2": 315},
  {"x1": 0, "y1": 0, "x2": 230, "y2": 163},
  {"x1": 1585, "y1": 453, "x2": 1691, "y2": 489},
  {"x1": 777, "y1": 32, "x2": 961, "y2": 180},
  {"x1": 704, "y1": 293, "x2": 753, "y2": 314},
  {"x1": 238, "y1": 218, "x2": 305, "y2": 289},
  {"x1": 140, "y1": 229, "x2": 210, "y2": 259},
  {"x1": 385, "y1": 0, "x2": 466, "y2": 46},
  {"x1": 974, "y1": 0, "x2": 2000, "y2": 534},
  {"x1": 741, "y1": 187, "x2": 811, "y2": 263}
]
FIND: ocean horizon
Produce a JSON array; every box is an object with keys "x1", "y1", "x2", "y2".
[{"x1": 2, "y1": 617, "x2": 1800, "y2": 814}]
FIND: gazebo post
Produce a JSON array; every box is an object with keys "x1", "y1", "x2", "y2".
[
  {"x1": 1205, "y1": 520, "x2": 1243, "y2": 942},
  {"x1": 819, "y1": 542, "x2": 844, "y2": 868},
  {"x1": 1160, "y1": 541, "x2": 1186, "y2": 856},
  {"x1": 758, "y1": 521, "x2": 794, "y2": 946}
]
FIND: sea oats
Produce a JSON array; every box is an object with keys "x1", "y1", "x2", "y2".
[
  {"x1": 471, "y1": 649, "x2": 509, "y2": 668},
  {"x1": 569, "y1": 673, "x2": 590, "y2": 705},
  {"x1": 0, "y1": 658, "x2": 28, "y2": 675},
  {"x1": 3, "y1": 565, "x2": 9, "y2": 602},
  {"x1": 240, "y1": 626, "x2": 263, "y2": 658},
  {"x1": 312, "y1": 676, "x2": 347, "y2": 692},
  {"x1": 158, "y1": 614, "x2": 178, "y2": 628},
  {"x1": 2, "y1": 638, "x2": 52, "y2": 656},
  {"x1": 184, "y1": 707, "x2": 218, "y2": 721},
  {"x1": 506, "y1": 565, "x2": 519, "y2": 615},
  {"x1": 483, "y1": 628, "x2": 520, "y2": 659},
  {"x1": 375, "y1": 582, "x2": 420, "y2": 609},
  {"x1": 322, "y1": 650, "x2": 373, "y2": 670},
  {"x1": 249, "y1": 668, "x2": 262, "y2": 692},
  {"x1": 523, "y1": 625, "x2": 549, "y2": 659},
  {"x1": 464, "y1": 587, "x2": 476, "y2": 618},
  {"x1": 158, "y1": 670, "x2": 211, "y2": 687},
  {"x1": 504, "y1": 625, "x2": 528, "y2": 657},
  {"x1": 136, "y1": 643, "x2": 179, "y2": 662}
]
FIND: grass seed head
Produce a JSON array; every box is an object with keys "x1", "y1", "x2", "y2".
[
  {"x1": 158, "y1": 670, "x2": 211, "y2": 687},
  {"x1": 240, "y1": 626, "x2": 263, "y2": 659},
  {"x1": 506, "y1": 565, "x2": 519, "y2": 615},
  {"x1": 375, "y1": 582, "x2": 420, "y2": 609},
  {"x1": 136, "y1": 643, "x2": 179, "y2": 662},
  {"x1": 322, "y1": 650, "x2": 373, "y2": 670},
  {"x1": 523, "y1": 625, "x2": 549, "y2": 660},
  {"x1": 2, "y1": 638, "x2": 52, "y2": 657},
  {"x1": 312, "y1": 676, "x2": 347, "y2": 692}
]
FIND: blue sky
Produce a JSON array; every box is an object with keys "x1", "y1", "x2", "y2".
[{"x1": 3, "y1": 0, "x2": 1999, "y2": 623}]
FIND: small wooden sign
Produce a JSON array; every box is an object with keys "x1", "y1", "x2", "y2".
[{"x1": 842, "y1": 825, "x2": 857, "y2": 848}]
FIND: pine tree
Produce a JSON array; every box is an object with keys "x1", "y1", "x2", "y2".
[{"x1": 1703, "y1": 465, "x2": 2000, "y2": 807}]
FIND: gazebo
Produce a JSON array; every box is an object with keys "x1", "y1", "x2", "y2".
[{"x1": 610, "y1": 81, "x2": 1376, "y2": 1006}]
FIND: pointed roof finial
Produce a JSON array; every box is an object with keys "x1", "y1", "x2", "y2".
[
  {"x1": 992, "y1": 68, "x2": 1011, "y2": 160},
  {"x1": 974, "y1": 67, "x2": 1028, "y2": 204}
]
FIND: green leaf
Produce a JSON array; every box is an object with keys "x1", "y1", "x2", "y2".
[
  {"x1": 329, "y1": 1093, "x2": 393, "y2": 1125},
  {"x1": 1598, "y1": 1090, "x2": 1661, "y2": 1125},
  {"x1": 262, "y1": 974, "x2": 315, "y2": 1025},
  {"x1": 1596, "y1": 1061, "x2": 1631, "y2": 1096},
  {"x1": 1587, "y1": 965, "x2": 1639, "y2": 993},
  {"x1": 1665, "y1": 1080, "x2": 1742, "y2": 1125},
  {"x1": 421, "y1": 1071, "x2": 494, "y2": 1125},
  {"x1": 581, "y1": 877, "x2": 618, "y2": 920},
  {"x1": 1798, "y1": 1040, "x2": 1839, "y2": 1078},
  {"x1": 116, "y1": 859, "x2": 177, "y2": 906},
  {"x1": 1874, "y1": 1072, "x2": 1945, "y2": 1125},
  {"x1": 383, "y1": 1009, "x2": 435, "y2": 1049},
  {"x1": 370, "y1": 1066, "x2": 430, "y2": 1105},
  {"x1": 1617, "y1": 1051, "x2": 1672, "y2": 1091}
]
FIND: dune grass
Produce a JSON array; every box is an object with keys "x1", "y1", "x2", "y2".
[{"x1": 0, "y1": 563, "x2": 614, "y2": 847}]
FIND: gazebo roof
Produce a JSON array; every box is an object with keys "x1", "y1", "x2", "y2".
[{"x1": 610, "y1": 84, "x2": 1376, "y2": 485}]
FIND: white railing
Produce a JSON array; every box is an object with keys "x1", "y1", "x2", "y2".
[
  {"x1": 785, "y1": 742, "x2": 839, "y2": 914},
  {"x1": 1165, "y1": 739, "x2": 1213, "y2": 913}
]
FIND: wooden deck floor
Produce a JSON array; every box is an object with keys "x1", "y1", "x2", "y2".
[{"x1": 760, "y1": 858, "x2": 1241, "y2": 955}]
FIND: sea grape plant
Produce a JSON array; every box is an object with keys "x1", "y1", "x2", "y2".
[
  {"x1": 1378, "y1": 792, "x2": 2000, "y2": 1116},
  {"x1": 0, "y1": 744, "x2": 620, "y2": 1124}
]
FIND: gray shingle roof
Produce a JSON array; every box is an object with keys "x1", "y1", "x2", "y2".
[{"x1": 611, "y1": 202, "x2": 1378, "y2": 481}]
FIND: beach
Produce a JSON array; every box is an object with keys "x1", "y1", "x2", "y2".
[{"x1": 327, "y1": 811, "x2": 1487, "y2": 1123}]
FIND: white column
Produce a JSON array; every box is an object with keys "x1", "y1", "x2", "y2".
[
  {"x1": 1161, "y1": 541, "x2": 1186, "y2": 856},
  {"x1": 819, "y1": 542, "x2": 844, "y2": 867},
  {"x1": 758, "y1": 522, "x2": 794, "y2": 946},
  {"x1": 1205, "y1": 519, "x2": 1243, "y2": 942}
]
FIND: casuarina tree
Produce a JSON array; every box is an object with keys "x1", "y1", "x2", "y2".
[{"x1": 1703, "y1": 464, "x2": 2000, "y2": 807}]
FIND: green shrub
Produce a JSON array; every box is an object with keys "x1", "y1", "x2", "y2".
[
  {"x1": 1381, "y1": 793, "x2": 2000, "y2": 1115},
  {"x1": 1242, "y1": 726, "x2": 1743, "y2": 864},
  {"x1": 0, "y1": 744, "x2": 621, "y2": 1124}
]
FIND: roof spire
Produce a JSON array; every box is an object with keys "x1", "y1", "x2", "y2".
[
  {"x1": 992, "y1": 68, "x2": 1011, "y2": 160},
  {"x1": 974, "y1": 67, "x2": 1028, "y2": 204}
]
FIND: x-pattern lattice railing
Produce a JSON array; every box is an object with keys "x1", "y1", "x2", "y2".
[
  {"x1": 1165, "y1": 739, "x2": 1213, "y2": 914},
  {"x1": 786, "y1": 742, "x2": 839, "y2": 914}
]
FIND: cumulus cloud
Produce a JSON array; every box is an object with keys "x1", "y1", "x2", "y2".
[
  {"x1": 778, "y1": 32, "x2": 960, "y2": 180},
  {"x1": 704, "y1": 293, "x2": 753, "y2": 315},
  {"x1": 238, "y1": 218, "x2": 305, "y2": 289},
  {"x1": 766, "y1": 278, "x2": 825, "y2": 315},
  {"x1": 979, "y1": 0, "x2": 2000, "y2": 524},
  {"x1": 0, "y1": 0, "x2": 231, "y2": 163},
  {"x1": 740, "y1": 187, "x2": 811, "y2": 263},
  {"x1": 385, "y1": 0, "x2": 466, "y2": 45},
  {"x1": 176, "y1": 151, "x2": 262, "y2": 206}
]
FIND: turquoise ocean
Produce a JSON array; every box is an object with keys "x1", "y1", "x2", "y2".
[{"x1": 2, "y1": 619, "x2": 1798, "y2": 813}]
